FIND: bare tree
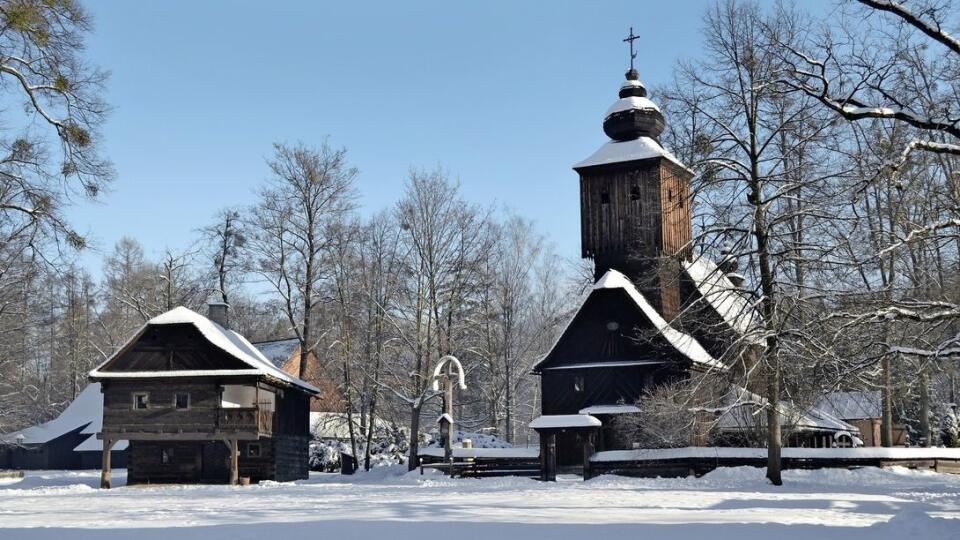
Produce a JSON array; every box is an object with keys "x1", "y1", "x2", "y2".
[
  {"x1": 663, "y1": 0, "x2": 848, "y2": 484},
  {"x1": 246, "y1": 141, "x2": 357, "y2": 380},
  {"x1": 201, "y1": 209, "x2": 245, "y2": 304}
]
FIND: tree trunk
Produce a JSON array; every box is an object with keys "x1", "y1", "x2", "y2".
[
  {"x1": 407, "y1": 402, "x2": 422, "y2": 471},
  {"x1": 919, "y1": 367, "x2": 931, "y2": 447},
  {"x1": 881, "y1": 355, "x2": 894, "y2": 447}
]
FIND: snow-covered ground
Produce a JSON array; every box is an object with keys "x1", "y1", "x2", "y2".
[{"x1": 1, "y1": 466, "x2": 958, "y2": 539}]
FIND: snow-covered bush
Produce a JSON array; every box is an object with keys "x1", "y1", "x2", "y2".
[
  {"x1": 309, "y1": 439, "x2": 348, "y2": 472},
  {"x1": 309, "y1": 422, "x2": 411, "y2": 472}
]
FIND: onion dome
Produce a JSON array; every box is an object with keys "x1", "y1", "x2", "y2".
[{"x1": 602, "y1": 69, "x2": 665, "y2": 141}]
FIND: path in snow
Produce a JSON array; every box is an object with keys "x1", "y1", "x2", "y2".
[{"x1": 0, "y1": 466, "x2": 958, "y2": 539}]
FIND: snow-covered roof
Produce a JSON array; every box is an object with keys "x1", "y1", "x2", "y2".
[
  {"x1": 73, "y1": 437, "x2": 128, "y2": 453},
  {"x1": 529, "y1": 414, "x2": 601, "y2": 429},
  {"x1": 605, "y1": 96, "x2": 661, "y2": 117},
  {"x1": 252, "y1": 338, "x2": 300, "y2": 369},
  {"x1": 574, "y1": 137, "x2": 692, "y2": 173},
  {"x1": 90, "y1": 306, "x2": 319, "y2": 394},
  {"x1": 578, "y1": 404, "x2": 642, "y2": 415},
  {"x1": 620, "y1": 79, "x2": 646, "y2": 92},
  {"x1": 682, "y1": 256, "x2": 763, "y2": 345},
  {"x1": 1, "y1": 384, "x2": 101, "y2": 445},
  {"x1": 532, "y1": 270, "x2": 726, "y2": 373},
  {"x1": 595, "y1": 270, "x2": 727, "y2": 371},
  {"x1": 543, "y1": 359, "x2": 666, "y2": 370},
  {"x1": 437, "y1": 413, "x2": 453, "y2": 425},
  {"x1": 714, "y1": 387, "x2": 857, "y2": 434},
  {"x1": 814, "y1": 391, "x2": 882, "y2": 420},
  {"x1": 0, "y1": 383, "x2": 130, "y2": 454}
]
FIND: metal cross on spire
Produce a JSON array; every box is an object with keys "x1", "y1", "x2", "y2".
[{"x1": 623, "y1": 27, "x2": 640, "y2": 71}]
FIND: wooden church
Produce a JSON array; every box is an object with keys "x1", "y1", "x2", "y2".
[{"x1": 531, "y1": 54, "x2": 856, "y2": 473}]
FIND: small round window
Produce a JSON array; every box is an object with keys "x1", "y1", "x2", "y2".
[{"x1": 606, "y1": 321, "x2": 620, "y2": 331}]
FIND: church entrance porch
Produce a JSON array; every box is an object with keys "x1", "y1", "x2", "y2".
[{"x1": 530, "y1": 414, "x2": 601, "y2": 481}]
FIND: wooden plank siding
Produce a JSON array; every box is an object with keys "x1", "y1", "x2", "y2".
[
  {"x1": 577, "y1": 158, "x2": 693, "y2": 286},
  {"x1": 579, "y1": 159, "x2": 662, "y2": 272},
  {"x1": 658, "y1": 160, "x2": 693, "y2": 260}
]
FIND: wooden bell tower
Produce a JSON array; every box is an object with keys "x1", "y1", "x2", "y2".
[{"x1": 574, "y1": 33, "x2": 693, "y2": 318}]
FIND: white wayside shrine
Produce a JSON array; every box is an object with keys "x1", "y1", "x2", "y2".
[{"x1": 431, "y1": 355, "x2": 466, "y2": 474}]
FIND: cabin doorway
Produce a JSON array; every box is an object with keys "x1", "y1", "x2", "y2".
[{"x1": 201, "y1": 441, "x2": 229, "y2": 483}]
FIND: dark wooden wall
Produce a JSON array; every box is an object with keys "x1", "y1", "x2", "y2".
[
  {"x1": 579, "y1": 159, "x2": 663, "y2": 279},
  {"x1": 102, "y1": 324, "x2": 252, "y2": 372},
  {"x1": 659, "y1": 161, "x2": 693, "y2": 260},
  {"x1": 101, "y1": 379, "x2": 227, "y2": 435},
  {"x1": 537, "y1": 288, "x2": 688, "y2": 415},
  {"x1": 537, "y1": 289, "x2": 689, "y2": 370},
  {"x1": 540, "y1": 364, "x2": 678, "y2": 415}
]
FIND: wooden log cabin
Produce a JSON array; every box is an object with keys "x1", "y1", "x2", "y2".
[{"x1": 88, "y1": 304, "x2": 319, "y2": 487}]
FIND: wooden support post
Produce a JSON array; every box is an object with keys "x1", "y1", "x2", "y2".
[
  {"x1": 582, "y1": 430, "x2": 595, "y2": 481},
  {"x1": 541, "y1": 432, "x2": 557, "y2": 482},
  {"x1": 100, "y1": 438, "x2": 115, "y2": 489},
  {"x1": 229, "y1": 438, "x2": 239, "y2": 485}
]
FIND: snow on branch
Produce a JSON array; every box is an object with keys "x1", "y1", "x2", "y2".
[
  {"x1": 876, "y1": 218, "x2": 960, "y2": 257},
  {"x1": 857, "y1": 0, "x2": 960, "y2": 55}
]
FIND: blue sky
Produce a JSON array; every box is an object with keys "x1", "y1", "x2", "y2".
[{"x1": 70, "y1": 0, "x2": 733, "y2": 273}]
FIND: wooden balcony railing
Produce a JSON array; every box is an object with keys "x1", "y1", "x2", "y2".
[{"x1": 218, "y1": 407, "x2": 274, "y2": 436}]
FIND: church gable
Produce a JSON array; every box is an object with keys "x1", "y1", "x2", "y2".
[
  {"x1": 97, "y1": 323, "x2": 252, "y2": 373},
  {"x1": 536, "y1": 270, "x2": 724, "y2": 373},
  {"x1": 536, "y1": 289, "x2": 674, "y2": 371}
]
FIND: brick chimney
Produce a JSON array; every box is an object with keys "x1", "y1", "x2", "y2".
[{"x1": 207, "y1": 302, "x2": 230, "y2": 329}]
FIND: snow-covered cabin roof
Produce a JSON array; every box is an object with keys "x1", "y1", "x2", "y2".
[
  {"x1": 574, "y1": 136, "x2": 692, "y2": 173},
  {"x1": 0, "y1": 383, "x2": 130, "y2": 453},
  {"x1": 532, "y1": 270, "x2": 726, "y2": 373},
  {"x1": 252, "y1": 337, "x2": 300, "y2": 370},
  {"x1": 714, "y1": 387, "x2": 858, "y2": 434},
  {"x1": 90, "y1": 306, "x2": 319, "y2": 394},
  {"x1": 682, "y1": 256, "x2": 763, "y2": 345},
  {"x1": 1, "y1": 384, "x2": 101, "y2": 445},
  {"x1": 529, "y1": 414, "x2": 601, "y2": 429},
  {"x1": 814, "y1": 391, "x2": 882, "y2": 420}
]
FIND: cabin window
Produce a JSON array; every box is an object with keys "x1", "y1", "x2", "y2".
[
  {"x1": 247, "y1": 443, "x2": 262, "y2": 458},
  {"x1": 161, "y1": 448, "x2": 173, "y2": 465},
  {"x1": 630, "y1": 185, "x2": 640, "y2": 201},
  {"x1": 174, "y1": 393, "x2": 190, "y2": 410},
  {"x1": 574, "y1": 376, "x2": 584, "y2": 393},
  {"x1": 600, "y1": 192, "x2": 610, "y2": 205},
  {"x1": 606, "y1": 321, "x2": 620, "y2": 331},
  {"x1": 132, "y1": 392, "x2": 149, "y2": 410}
]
